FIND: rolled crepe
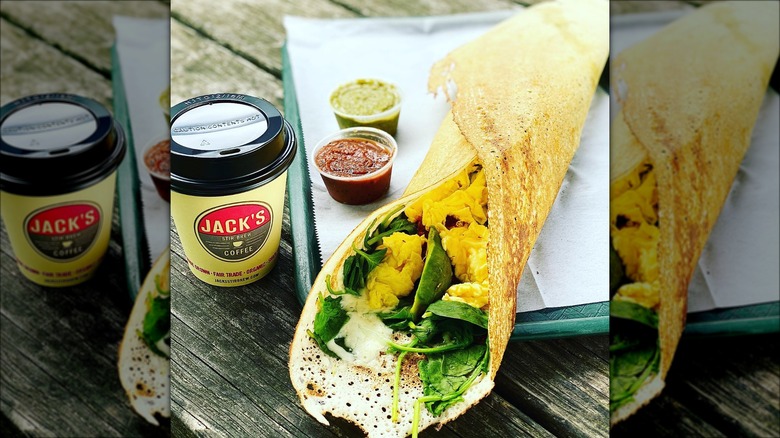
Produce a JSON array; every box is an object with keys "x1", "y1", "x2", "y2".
[
  {"x1": 289, "y1": 0, "x2": 608, "y2": 435},
  {"x1": 609, "y1": 0, "x2": 779, "y2": 424}
]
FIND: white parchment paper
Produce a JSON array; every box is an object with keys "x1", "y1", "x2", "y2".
[
  {"x1": 285, "y1": 10, "x2": 610, "y2": 313},
  {"x1": 612, "y1": 12, "x2": 780, "y2": 312},
  {"x1": 113, "y1": 16, "x2": 170, "y2": 265}
]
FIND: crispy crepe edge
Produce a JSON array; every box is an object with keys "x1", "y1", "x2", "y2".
[{"x1": 609, "y1": 0, "x2": 779, "y2": 425}]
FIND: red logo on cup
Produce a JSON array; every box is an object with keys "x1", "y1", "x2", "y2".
[
  {"x1": 24, "y1": 203, "x2": 102, "y2": 261},
  {"x1": 195, "y1": 202, "x2": 273, "y2": 262}
]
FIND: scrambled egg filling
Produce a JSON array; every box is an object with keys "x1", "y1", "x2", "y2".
[
  {"x1": 440, "y1": 222, "x2": 489, "y2": 283},
  {"x1": 365, "y1": 232, "x2": 426, "y2": 309},
  {"x1": 404, "y1": 164, "x2": 490, "y2": 309},
  {"x1": 405, "y1": 164, "x2": 487, "y2": 230},
  {"x1": 611, "y1": 162, "x2": 660, "y2": 309},
  {"x1": 444, "y1": 282, "x2": 489, "y2": 309}
]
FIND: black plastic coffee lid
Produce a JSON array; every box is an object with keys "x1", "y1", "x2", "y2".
[
  {"x1": 170, "y1": 94, "x2": 297, "y2": 196},
  {"x1": 0, "y1": 94, "x2": 126, "y2": 196}
]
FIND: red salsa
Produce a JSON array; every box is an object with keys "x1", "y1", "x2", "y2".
[
  {"x1": 314, "y1": 138, "x2": 390, "y2": 177},
  {"x1": 144, "y1": 139, "x2": 170, "y2": 175},
  {"x1": 144, "y1": 139, "x2": 171, "y2": 202},
  {"x1": 314, "y1": 138, "x2": 393, "y2": 205}
]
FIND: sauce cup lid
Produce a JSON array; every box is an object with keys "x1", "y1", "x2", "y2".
[
  {"x1": 170, "y1": 94, "x2": 296, "y2": 196},
  {"x1": 0, "y1": 94, "x2": 126, "y2": 196}
]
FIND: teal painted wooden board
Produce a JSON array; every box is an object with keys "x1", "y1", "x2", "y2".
[{"x1": 113, "y1": 45, "x2": 150, "y2": 301}]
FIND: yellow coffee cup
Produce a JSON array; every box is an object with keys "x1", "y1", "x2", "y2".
[
  {"x1": 170, "y1": 94, "x2": 296, "y2": 287},
  {"x1": 0, "y1": 94, "x2": 126, "y2": 287}
]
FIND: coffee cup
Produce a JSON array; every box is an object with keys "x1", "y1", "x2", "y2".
[
  {"x1": 0, "y1": 94, "x2": 126, "y2": 287},
  {"x1": 170, "y1": 94, "x2": 296, "y2": 287}
]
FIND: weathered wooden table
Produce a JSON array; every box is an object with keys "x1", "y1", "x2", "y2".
[{"x1": 0, "y1": 1, "x2": 170, "y2": 437}]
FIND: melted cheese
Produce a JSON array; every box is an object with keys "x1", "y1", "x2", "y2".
[{"x1": 327, "y1": 310, "x2": 393, "y2": 366}]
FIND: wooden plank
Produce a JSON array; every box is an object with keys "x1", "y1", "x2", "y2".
[
  {"x1": 677, "y1": 340, "x2": 780, "y2": 437},
  {"x1": 444, "y1": 393, "x2": 553, "y2": 438},
  {"x1": 615, "y1": 335, "x2": 780, "y2": 436},
  {"x1": 611, "y1": 394, "x2": 726, "y2": 437},
  {"x1": 171, "y1": 0, "x2": 524, "y2": 80},
  {"x1": 495, "y1": 337, "x2": 609, "y2": 437},
  {"x1": 171, "y1": 400, "x2": 205, "y2": 438},
  {"x1": 170, "y1": 20, "x2": 282, "y2": 107},
  {"x1": 171, "y1": 319, "x2": 343, "y2": 437},
  {"x1": 1, "y1": 226, "x2": 169, "y2": 437},
  {"x1": 0, "y1": 0, "x2": 168, "y2": 76},
  {"x1": 0, "y1": 17, "x2": 111, "y2": 107},
  {"x1": 333, "y1": 0, "x2": 517, "y2": 17},
  {"x1": 170, "y1": 0, "x2": 355, "y2": 78}
]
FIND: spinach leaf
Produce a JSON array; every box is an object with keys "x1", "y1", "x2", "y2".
[
  {"x1": 424, "y1": 300, "x2": 489, "y2": 329},
  {"x1": 342, "y1": 252, "x2": 366, "y2": 292},
  {"x1": 391, "y1": 338, "x2": 417, "y2": 422},
  {"x1": 410, "y1": 227, "x2": 453, "y2": 320},
  {"x1": 609, "y1": 319, "x2": 660, "y2": 413},
  {"x1": 138, "y1": 271, "x2": 171, "y2": 358},
  {"x1": 416, "y1": 344, "x2": 490, "y2": 419},
  {"x1": 342, "y1": 246, "x2": 387, "y2": 292},
  {"x1": 388, "y1": 319, "x2": 474, "y2": 354},
  {"x1": 610, "y1": 242, "x2": 625, "y2": 298},
  {"x1": 324, "y1": 274, "x2": 359, "y2": 296},
  {"x1": 140, "y1": 288, "x2": 170, "y2": 358},
  {"x1": 354, "y1": 246, "x2": 387, "y2": 272},
  {"x1": 386, "y1": 300, "x2": 487, "y2": 353},
  {"x1": 611, "y1": 300, "x2": 658, "y2": 329},
  {"x1": 306, "y1": 330, "x2": 337, "y2": 358},
  {"x1": 366, "y1": 214, "x2": 417, "y2": 246},
  {"x1": 378, "y1": 305, "x2": 413, "y2": 330},
  {"x1": 308, "y1": 294, "x2": 349, "y2": 358},
  {"x1": 410, "y1": 318, "x2": 438, "y2": 344},
  {"x1": 333, "y1": 337, "x2": 352, "y2": 353}
]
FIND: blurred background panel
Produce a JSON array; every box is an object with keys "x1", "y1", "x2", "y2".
[
  {"x1": 609, "y1": 1, "x2": 779, "y2": 436},
  {"x1": 0, "y1": 1, "x2": 170, "y2": 437}
]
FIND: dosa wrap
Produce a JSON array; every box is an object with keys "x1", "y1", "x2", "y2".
[{"x1": 290, "y1": 0, "x2": 608, "y2": 435}]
